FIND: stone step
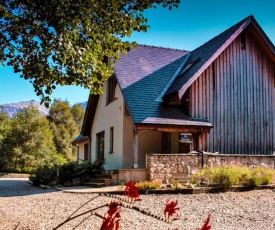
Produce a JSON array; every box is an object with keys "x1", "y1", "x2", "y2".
[
  {"x1": 104, "y1": 170, "x2": 120, "y2": 175},
  {"x1": 82, "y1": 182, "x2": 106, "y2": 188},
  {"x1": 94, "y1": 174, "x2": 113, "y2": 179},
  {"x1": 87, "y1": 178, "x2": 113, "y2": 184}
]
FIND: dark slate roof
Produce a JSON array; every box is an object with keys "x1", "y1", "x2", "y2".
[
  {"x1": 115, "y1": 45, "x2": 188, "y2": 90},
  {"x1": 115, "y1": 45, "x2": 190, "y2": 124},
  {"x1": 164, "y1": 15, "x2": 252, "y2": 97},
  {"x1": 71, "y1": 134, "x2": 90, "y2": 145}
]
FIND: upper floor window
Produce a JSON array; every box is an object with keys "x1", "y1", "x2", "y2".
[{"x1": 106, "y1": 75, "x2": 117, "y2": 104}]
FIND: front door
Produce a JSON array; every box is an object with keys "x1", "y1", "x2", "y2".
[{"x1": 179, "y1": 142, "x2": 191, "y2": 153}]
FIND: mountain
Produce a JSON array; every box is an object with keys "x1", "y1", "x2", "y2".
[
  {"x1": 0, "y1": 100, "x2": 50, "y2": 118},
  {"x1": 79, "y1": 101, "x2": 88, "y2": 110},
  {"x1": 0, "y1": 100, "x2": 88, "y2": 118}
]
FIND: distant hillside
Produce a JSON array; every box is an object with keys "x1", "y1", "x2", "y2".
[
  {"x1": 79, "y1": 101, "x2": 88, "y2": 110},
  {"x1": 0, "y1": 100, "x2": 50, "y2": 118},
  {"x1": 0, "y1": 100, "x2": 88, "y2": 118}
]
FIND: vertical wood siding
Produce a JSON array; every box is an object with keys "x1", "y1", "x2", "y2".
[{"x1": 189, "y1": 33, "x2": 275, "y2": 154}]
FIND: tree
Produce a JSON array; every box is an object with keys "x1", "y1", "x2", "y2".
[
  {"x1": 0, "y1": 0, "x2": 180, "y2": 106},
  {"x1": 48, "y1": 99, "x2": 79, "y2": 162},
  {"x1": 71, "y1": 103, "x2": 85, "y2": 130},
  {"x1": 0, "y1": 108, "x2": 11, "y2": 170},
  {"x1": 1, "y1": 106, "x2": 58, "y2": 172}
]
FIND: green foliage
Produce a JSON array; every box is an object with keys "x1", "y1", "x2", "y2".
[
  {"x1": 193, "y1": 166, "x2": 275, "y2": 188},
  {"x1": 30, "y1": 159, "x2": 106, "y2": 186},
  {"x1": 0, "y1": 106, "x2": 58, "y2": 172},
  {"x1": 249, "y1": 167, "x2": 275, "y2": 186},
  {"x1": 48, "y1": 99, "x2": 79, "y2": 162},
  {"x1": 0, "y1": 0, "x2": 180, "y2": 105},
  {"x1": 135, "y1": 181, "x2": 161, "y2": 190},
  {"x1": 74, "y1": 158, "x2": 106, "y2": 178},
  {"x1": 0, "y1": 109, "x2": 11, "y2": 170},
  {"x1": 71, "y1": 103, "x2": 85, "y2": 130},
  {"x1": 30, "y1": 165, "x2": 57, "y2": 186},
  {"x1": 0, "y1": 100, "x2": 84, "y2": 173}
]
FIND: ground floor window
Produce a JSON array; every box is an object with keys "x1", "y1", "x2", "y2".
[
  {"x1": 97, "y1": 131, "x2": 105, "y2": 159},
  {"x1": 84, "y1": 143, "x2": 89, "y2": 160}
]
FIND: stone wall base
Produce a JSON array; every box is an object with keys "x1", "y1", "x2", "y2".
[{"x1": 146, "y1": 153, "x2": 275, "y2": 183}]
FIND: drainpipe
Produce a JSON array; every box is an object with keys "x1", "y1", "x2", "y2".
[{"x1": 197, "y1": 150, "x2": 204, "y2": 169}]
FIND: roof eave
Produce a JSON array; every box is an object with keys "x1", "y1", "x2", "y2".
[{"x1": 80, "y1": 93, "x2": 99, "y2": 136}]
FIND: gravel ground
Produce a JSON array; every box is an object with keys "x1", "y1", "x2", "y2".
[{"x1": 0, "y1": 178, "x2": 275, "y2": 230}]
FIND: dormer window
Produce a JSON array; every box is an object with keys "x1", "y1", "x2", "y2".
[{"x1": 106, "y1": 75, "x2": 117, "y2": 104}]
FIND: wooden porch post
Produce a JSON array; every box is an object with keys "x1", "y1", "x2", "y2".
[{"x1": 133, "y1": 129, "x2": 138, "y2": 169}]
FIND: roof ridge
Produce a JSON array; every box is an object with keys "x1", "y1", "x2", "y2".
[
  {"x1": 190, "y1": 15, "x2": 253, "y2": 53},
  {"x1": 136, "y1": 43, "x2": 189, "y2": 52}
]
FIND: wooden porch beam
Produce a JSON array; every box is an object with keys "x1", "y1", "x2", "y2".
[{"x1": 136, "y1": 124, "x2": 211, "y2": 134}]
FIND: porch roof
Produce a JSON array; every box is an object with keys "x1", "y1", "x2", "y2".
[
  {"x1": 141, "y1": 117, "x2": 212, "y2": 127},
  {"x1": 71, "y1": 134, "x2": 90, "y2": 145}
]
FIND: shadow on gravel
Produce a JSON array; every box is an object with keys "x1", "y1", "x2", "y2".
[{"x1": 0, "y1": 178, "x2": 57, "y2": 197}]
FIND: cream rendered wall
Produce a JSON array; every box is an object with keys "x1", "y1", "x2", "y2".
[
  {"x1": 138, "y1": 131, "x2": 162, "y2": 168},
  {"x1": 78, "y1": 140, "x2": 90, "y2": 162},
  {"x1": 123, "y1": 115, "x2": 135, "y2": 168},
  {"x1": 91, "y1": 83, "x2": 124, "y2": 170}
]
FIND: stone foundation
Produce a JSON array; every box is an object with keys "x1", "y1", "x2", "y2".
[{"x1": 146, "y1": 153, "x2": 275, "y2": 183}]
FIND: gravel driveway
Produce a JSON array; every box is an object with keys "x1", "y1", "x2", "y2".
[{"x1": 0, "y1": 178, "x2": 274, "y2": 230}]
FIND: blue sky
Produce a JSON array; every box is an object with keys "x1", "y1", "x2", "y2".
[{"x1": 0, "y1": 0, "x2": 274, "y2": 105}]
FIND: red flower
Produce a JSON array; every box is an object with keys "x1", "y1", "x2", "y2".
[
  {"x1": 164, "y1": 200, "x2": 180, "y2": 222},
  {"x1": 107, "y1": 201, "x2": 121, "y2": 218},
  {"x1": 197, "y1": 215, "x2": 211, "y2": 230},
  {"x1": 100, "y1": 201, "x2": 121, "y2": 230},
  {"x1": 124, "y1": 180, "x2": 141, "y2": 202}
]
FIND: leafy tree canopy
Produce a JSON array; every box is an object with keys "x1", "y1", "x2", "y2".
[
  {"x1": 48, "y1": 99, "x2": 79, "y2": 161},
  {"x1": 0, "y1": 106, "x2": 58, "y2": 172},
  {"x1": 0, "y1": 0, "x2": 180, "y2": 106}
]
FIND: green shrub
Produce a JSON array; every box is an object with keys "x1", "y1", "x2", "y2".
[
  {"x1": 30, "y1": 165, "x2": 57, "y2": 186},
  {"x1": 192, "y1": 166, "x2": 275, "y2": 188},
  {"x1": 135, "y1": 181, "x2": 161, "y2": 190},
  {"x1": 249, "y1": 167, "x2": 275, "y2": 186},
  {"x1": 30, "y1": 159, "x2": 106, "y2": 186}
]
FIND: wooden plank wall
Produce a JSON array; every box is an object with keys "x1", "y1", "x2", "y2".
[{"x1": 190, "y1": 32, "x2": 275, "y2": 154}]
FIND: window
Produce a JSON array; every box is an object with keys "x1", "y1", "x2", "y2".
[
  {"x1": 96, "y1": 131, "x2": 105, "y2": 159},
  {"x1": 106, "y1": 75, "x2": 117, "y2": 104},
  {"x1": 84, "y1": 143, "x2": 89, "y2": 161},
  {"x1": 110, "y1": 127, "x2": 114, "y2": 153},
  {"x1": 179, "y1": 133, "x2": 192, "y2": 153}
]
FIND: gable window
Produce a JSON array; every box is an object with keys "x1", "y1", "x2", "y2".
[
  {"x1": 106, "y1": 75, "x2": 117, "y2": 104},
  {"x1": 84, "y1": 143, "x2": 89, "y2": 161},
  {"x1": 110, "y1": 127, "x2": 114, "y2": 153},
  {"x1": 96, "y1": 131, "x2": 105, "y2": 159}
]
